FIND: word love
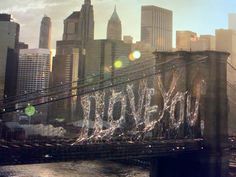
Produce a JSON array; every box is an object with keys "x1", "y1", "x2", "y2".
[{"x1": 78, "y1": 76, "x2": 202, "y2": 140}]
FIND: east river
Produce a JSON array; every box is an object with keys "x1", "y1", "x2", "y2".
[{"x1": 0, "y1": 161, "x2": 149, "y2": 177}]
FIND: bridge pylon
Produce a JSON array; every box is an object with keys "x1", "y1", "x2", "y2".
[{"x1": 150, "y1": 51, "x2": 230, "y2": 177}]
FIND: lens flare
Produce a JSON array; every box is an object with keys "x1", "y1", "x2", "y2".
[
  {"x1": 114, "y1": 60, "x2": 123, "y2": 69},
  {"x1": 129, "y1": 50, "x2": 141, "y2": 61},
  {"x1": 129, "y1": 53, "x2": 135, "y2": 61},
  {"x1": 133, "y1": 50, "x2": 141, "y2": 59}
]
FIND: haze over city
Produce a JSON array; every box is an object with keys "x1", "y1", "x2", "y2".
[
  {"x1": 1, "y1": 0, "x2": 236, "y2": 48},
  {"x1": 1, "y1": 0, "x2": 236, "y2": 177}
]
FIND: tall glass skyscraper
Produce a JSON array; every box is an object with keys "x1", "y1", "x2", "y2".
[
  {"x1": 141, "y1": 6, "x2": 173, "y2": 51},
  {"x1": 39, "y1": 15, "x2": 51, "y2": 49}
]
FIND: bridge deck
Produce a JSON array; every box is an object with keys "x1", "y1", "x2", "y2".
[{"x1": 0, "y1": 139, "x2": 204, "y2": 166}]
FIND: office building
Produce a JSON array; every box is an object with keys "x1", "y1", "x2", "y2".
[
  {"x1": 176, "y1": 31, "x2": 197, "y2": 51},
  {"x1": 85, "y1": 39, "x2": 131, "y2": 78},
  {"x1": 107, "y1": 7, "x2": 122, "y2": 40},
  {"x1": 50, "y1": 0, "x2": 95, "y2": 121},
  {"x1": 190, "y1": 35, "x2": 215, "y2": 51},
  {"x1": 228, "y1": 13, "x2": 236, "y2": 31},
  {"x1": 0, "y1": 14, "x2": 19, "y2": 99},
  {"x1": 78, "y1": 0, "x2": 94, "y2": 42},
  {"x1": 17, "y1": 49, "x2": 50, "y2": 95},
  {"x1": 216, "y1": 29, "x2": 236, "y2": 133},
  {"x1": 39, "y1": 15, "x2": 51, "y2": 49},
  {"x1": 141, "y1": 5, "x2": 172, "y2": 51},
  {"x1": 216, "y1": 29, "x2": 236, "y2": 65},
  {"x1": 199, "y1": 35, "x2": 215, "y2": 50},
  {"x1": 123, "y1": 35, "x2": 133, "y2": 44},
  {"x1": 17, "y1": 49, "x2": 50, "y2": 121},
  {"x1": 132, "y1": 41, "x2": 155, "y2": 60},
  {"x1": 18, "y1": 42, "x2": 29, "y2": 49}
]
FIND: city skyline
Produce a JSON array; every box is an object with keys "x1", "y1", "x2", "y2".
[{"x1": 1, "y1": 0, "x2": 236, "y2": 50}]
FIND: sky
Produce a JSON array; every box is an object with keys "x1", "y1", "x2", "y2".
[{"x1": 1, "y1": 0, "x2": 236, "y2": 49}]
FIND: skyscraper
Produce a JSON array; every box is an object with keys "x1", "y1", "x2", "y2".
[
  {"x1": 199, "y1": 35, "x2": 215, "y2": 50},
  {"x1": 63, "y1": 12, "x2": 81, "y2": 41},
  {"x1": 228, "y1": 13, "x2": 236, "y2": 31},
  {"x1": 141, "y1": 6, "x2": 172, "y2": 51},
  {"x1": 107, "y1": 6, "x2": 122, "y2": 40},
  {"x1": 78, "y1": 0, "x2": 94, "y2": 42},
  {"x1": 50, "y1": 0, "x2": 94, "y2": 121},
  {"x1": 0, "y1": 14, "x2": 19, "y2": 99},
  {"x1": 39, "y1": 15, "x2": 51, "y2": 49},
  {"x1": 216, "y1": 29, "x2": 236, "y2": 133},
  {"x1": 17, "y1": 49, "x2": 50, "y2": 95},
  {"x1": 216, "y1": 29, "x2": 236, "y2": 65},
  {"x1": 123, "y1": 35, "x2": 133, "y2": 44},
  {"x1": 176, "y1": 31, "x2": 197, "y2": 51},
  {"x1": 17, "y1": 49, "x2": 50, "y2": 121},
  {"x1": 85, "y1": 39, "x2": 131, "y2": 78}
]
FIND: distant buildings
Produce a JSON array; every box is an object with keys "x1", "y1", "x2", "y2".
[
  {"x1": 39, "y1": 15, "x2": 51, "y2": 49},
  {"x1": 85, "y1": 40, "x2": 131, "y2": 78},
  {"x1": 78, "y1": 0, "x2": 94, "y2": 42},
  {"x1": 141, "y1": 5, "x2": 172, "y2": 51},
  {"x1": 107, "y1": 7, "x2": 122, "y2": 41},
  {"x1": 215, "y1": 29, "x2": 236, "y2": 65},
  {"x1": 176, "y1": 31, "x2": 215, "y2": 51},
  {"x1": 198, "y1": 35, "x2": 215, "y2": 50},
  {"x1": 50, "y1": 0, "x2": 95, "y2": 121},
  {"x1": 0, "y1": 14, "x2": 19, "y2": 99},
  {"x1": 18, "y1": 42, "x2": 28, "y2": 49},
  {"x1": 62, "y1": 0, "x2": 94, "y2": 42},
  {"x1": 216, "y1": 29, "x2": 236, "y2": 133},
  {"x1": 228, "y1": 13, "x2": 236, "y2": 31},
  {"x1": 132, "y1": 41, "x2": 155, "y2": 60},
  {"x1": 123, "y1": 35, "x2": 133, "y2": 44},
  {"x1": 17, "y1": 49, "x2": 50, "y2": 121},
  {"x1": 176, "y1": 31, "x2": 197, "y2": 51},
  {"x1": 63, "y1": 11, "x2": 81, "y2": 41},
  {"x1": 17, "y1": 49, "x2": 50, "y2": 95}
]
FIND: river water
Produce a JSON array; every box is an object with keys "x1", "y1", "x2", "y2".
[{"x1": 0, "y1": 161, "x2": 149, "y2": 177}]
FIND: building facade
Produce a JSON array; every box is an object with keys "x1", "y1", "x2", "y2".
[
  {"x1": 123, "y1": 35, "x2": 133, "y2": 44},
  {"x1": 0, "y1": 14, "x2": 19, "y2": 99},
  {"x1": 17, "y1": 49, "x2": 50, "y2": 122},
  {"x1": 132, "y1": 41, "x2": 155, "y2": 60},
  {"x1": 176, "y1": 31, "x2": 197, "y2": 51},
  {"x1": 17, "y1": 49, "x2": 50, "y2": 95},
  {"x1": 39, "y1": 15, "x2": 51, "y2": 49},
  {"x1": 199, "y1": 35, "x2": 215, "y2": 50},
  {"x1": 63, "y1": 12, "x2": 81, "y2": 41},
  {"x1": 107, "y1": 7, "x2": 122, "y2": 41},
  {"x1": 228, "y1": 13, "x2": 236, "y2": 31},
  {"x1": 141, "y1": 6, "x2": 172, "y2": 51},
  {"x1": 216, "y1": 29, "x2": 236, "y2": 133},
  {"x1": 50, "y1": 0, "x2": 94, "y2": 121},
  {"x1": 78, "y1": 0, "x2": 94, "y2": 42},
  {"x1": 85, "y1": 39, "x2": 131, "y2": 78},
  {"x1": 18, "y1": 42, "x2": 29, "y2": 49},
  {"x1": 216, "y1": 29, "x2": 236, "y2": 65}
]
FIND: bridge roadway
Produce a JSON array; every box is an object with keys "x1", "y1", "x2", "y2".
[{"x1": 0, "y1": 138, "x2": 204, "y2": 166}]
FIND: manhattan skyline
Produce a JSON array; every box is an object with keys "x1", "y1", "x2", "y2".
[{"x1": 1, "y1": 0, "x2": 235, "y2": 49}]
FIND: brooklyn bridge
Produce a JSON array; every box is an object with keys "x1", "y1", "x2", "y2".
[{"x1": 0, "y1": 51, "x2": 234, "y2": 177}]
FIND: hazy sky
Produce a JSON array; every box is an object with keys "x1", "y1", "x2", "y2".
[{"x1": 1, "y1": 0, "x2": 236, "y2": 49}]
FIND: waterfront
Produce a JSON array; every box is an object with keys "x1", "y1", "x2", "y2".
[{"x1": 0, "y1": 161, "x2": 149, "y2": 177}]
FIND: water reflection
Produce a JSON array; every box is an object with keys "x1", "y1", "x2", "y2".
[{"x1": 0, "y1": 161, "x2": 149, "y2": 177}]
